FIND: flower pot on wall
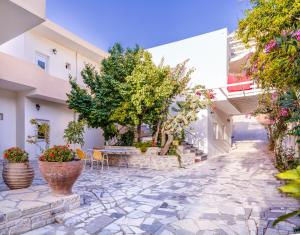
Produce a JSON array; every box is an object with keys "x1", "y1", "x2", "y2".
[
  {"x1": 2, "y1": 162, "x2": 34, "y2": 189},
  {"x1": 39, "y1": 160, "x2": 83, "y2": 195}
]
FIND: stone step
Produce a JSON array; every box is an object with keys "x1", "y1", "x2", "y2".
[{"x1": 0, "y1": 185, "x2": 80, "y2": 235}]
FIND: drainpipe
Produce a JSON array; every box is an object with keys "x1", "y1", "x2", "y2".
[{"x1": 73, "y1": 51, "x2": 78, "y2": 122}]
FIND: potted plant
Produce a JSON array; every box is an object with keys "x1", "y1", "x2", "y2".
[
  {"x1": 39, "y1": 145, "x2": 83, "y2": 195},
  {"x1": 2, "y1": 147, "x2": 34, "y2": 189}
]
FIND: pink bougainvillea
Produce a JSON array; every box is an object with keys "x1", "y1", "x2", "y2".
[
  {"x1": 280, "y1": 108, "x2": 289, "y2": 117},
  {"x1": 264, "y1": 39, "x2": 277, "y2": 53},
  {"x1": 291, "y1": 30, "x2": 300, "y2": 41}
]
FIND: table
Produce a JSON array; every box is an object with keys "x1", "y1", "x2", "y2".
[{"x1": 88, "y1": 148, "x2": 134, "y2": 169}]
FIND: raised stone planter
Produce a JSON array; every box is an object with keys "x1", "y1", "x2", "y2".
[
  {"x1": 99, "y1": 146, "x2": 196, "y2": 170},
  {"x1": 0, "y1": 185, "x2": 80, "y2": 234}
]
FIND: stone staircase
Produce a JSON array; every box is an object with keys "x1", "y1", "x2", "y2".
[{"x1": 178, "y1": 142, "x2": 207, "y2": 163}]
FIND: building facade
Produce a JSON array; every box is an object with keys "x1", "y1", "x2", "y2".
[
  {"x1": 0, "y1": 1, "x2": 107, "y2": 159},
  {"x1": 0, "y1": 0, "x2": 257, "y2": 159}
]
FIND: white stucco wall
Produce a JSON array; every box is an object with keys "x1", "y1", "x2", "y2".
[
  {"x1": 0, "y1": 32, "x2": 100, "y2": 83},
  {"x1": 207, "y1": 108, "x2": 232, "y2": 156},
  {"x1": 0, "y1": 34, "x2": 26, "y2": 59},
  {"x1": 148, "y1": 29, "x2": 229, "y2": 154},
  {"x1": 0, "y1": 89, "x2": 17, "y2": 155},
  {"x1": 22, "y1": 97, "x2": 104, "y2": 159},
  {"x1": 186, "y1": 109, "x2": 209, "y2": 153},
  {"x1": 148, "y1": 28, "x2": 228, "y2": 89}
]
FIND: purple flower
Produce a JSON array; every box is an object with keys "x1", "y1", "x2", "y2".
[
  {"x1": 264, "y1": 39, "x2": 277, "y2": 53},
  {"x1": 291, "y1": 30, "x2": 300, "y2": 41}
]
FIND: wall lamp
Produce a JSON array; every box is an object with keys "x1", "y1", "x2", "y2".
[{"x1": 36, "y1": 104, "x2": 40, "y2": 111}]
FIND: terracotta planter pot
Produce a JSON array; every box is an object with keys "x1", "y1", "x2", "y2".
[
  {"x1": 2, "y1": 162, "x2": 34, "y2": 190},
  {"x1": 39, "y1": 160, "x2": 83, "y2": 195}
]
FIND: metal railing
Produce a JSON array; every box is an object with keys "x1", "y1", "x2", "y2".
[{"x1": 211, "y1": 81, "x2": 262, "y2": 99}]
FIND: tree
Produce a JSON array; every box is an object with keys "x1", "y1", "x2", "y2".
[
  {"x1": 111, "y1": 50, "x2": 189, "y2": 142},
  {"x1": 67, "y1": 43, "x2": 140, "y2": 141},
  {"x1": 64, "y1": 120, "x2": 86, "y2": 150},
  {"x1": 160, "y1": 86, "x2": 212, "y2": 155},
  {"x1": 237, "y1": 0, "x2": 300, "y2": 152}
]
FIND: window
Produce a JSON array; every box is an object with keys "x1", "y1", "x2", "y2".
[
  {"x1": 35, "y1": 119, "x2": 49, "y2": 141},
  {"x1": 36, "y1": 52, "x2": 49, "y2": 71}
]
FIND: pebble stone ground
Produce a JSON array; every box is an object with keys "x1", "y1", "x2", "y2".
[{"x1": 19, "y1": 141, "x2": 299, "y2": 235}]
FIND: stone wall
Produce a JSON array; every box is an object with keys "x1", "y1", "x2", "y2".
[
  {"x1": 100, "y1": 146, "x2": 195, "y2": 170},
  {"x1": 0, "y1": 185, "x2": 80, "y2": 235}
]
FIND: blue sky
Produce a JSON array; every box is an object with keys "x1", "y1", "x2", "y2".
[{"x1": 46, "y1": 0, "x2": 251, "y2": 51}]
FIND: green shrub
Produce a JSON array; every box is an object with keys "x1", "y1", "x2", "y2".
[
  {"x1": 134, "y1": 141, "x2": 152, "y2": 153},
  {"x1": 273, "y1": 166, "x2": 300, "y2": 227}
]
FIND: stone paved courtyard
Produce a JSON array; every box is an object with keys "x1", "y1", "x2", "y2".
[{"x1": 1, "y1": 141, "x2": 299, "y2": 234}]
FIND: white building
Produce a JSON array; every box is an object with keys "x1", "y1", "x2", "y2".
[
  {"x1": 149, "y1": 30, "x2": 258, "y2": 156},
  {"x1": 0, "y1": 0, "x2": 107, "y2": 159},
  {"x1": 0, "y1": 0, "x2": 258, "y2": 159}
]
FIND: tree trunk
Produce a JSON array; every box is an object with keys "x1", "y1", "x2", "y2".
[
  {"x1": 267, "y1": 125, "x2": 275, "y2": 151},
  {"x1": 136, "y1": 124, "x2": 142, "y2": 142},
  {"x1": 152, "y1": 120, "x2": 162, "y2": 147},
  {"x1": 160, "y1": 133, "x2": 174, "y2": 155},
  {"x1": 161, "y1": 129, "x2": 166, "y2": 147}
]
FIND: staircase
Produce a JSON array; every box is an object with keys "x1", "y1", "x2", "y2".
[
  {"x1": 228, "y1": 32, "x2": 255, "y2": 61},
  {"x1": 179, "y1": 141, "x2": 208, "y2": 162}
]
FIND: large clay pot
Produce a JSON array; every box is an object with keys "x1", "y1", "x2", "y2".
[
  {"x1": 2, "y1": 162, "x2": 34, "y2": 189},
  {"x1": 39, "y1": 160, "x2": 83, "y2": 195}
]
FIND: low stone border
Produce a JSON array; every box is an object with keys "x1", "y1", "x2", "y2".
[
  {"x1": 100, "y1": 146, "x2": 196, "y2": 170},
  {"x1": 0, "y1": 185, "x2": 80, "y2": 235}
]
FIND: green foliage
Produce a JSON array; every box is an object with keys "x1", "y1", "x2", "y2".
[
  {"x1": 67, "y1": 43, "x2": 195, "y2": 145},
  {"x1": 67, "y1": 43, "x2": 140, "y2": 140},
  {"x1": 64, "y1": 120, "x2": 86, "y2": 147},
  {"x1": 116, "y1": 129, "x2": 135, "y2": 146},
  {"x1": 238, "y1": 0, "x2": 300, "y2": 47},
  {"x1": 163, "y1": 85, "x2": 211, "y2": 138},
  {"x1": 3, "y1": 147, "x2": 29, "y2": 163},
  {"x1": 160, "y1": 86, "x2": 212, "y2": 155},
  {"x1": 112, "y1": 50, "x2": 177, "y2": 128},
  {"x1": 134, "y1": 141, "x2": 152, "y2": 153},
  {"x1": 238, "y1": 1, "x2": 300, "y2": 228},
  {"x1": 27, "y1": 119, "x2": 50, "y2": 152},
  {"x1": 273, "y1": 166, "x2": 300, "y2": 226},
  {"x1": 40, "y1": 145, "x2": 74, "y2": 162}
]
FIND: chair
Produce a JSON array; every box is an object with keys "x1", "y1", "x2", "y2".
[
  {"x1": 76, "y1": 148, "x2": 90, "y2": 168},
  {"x1": 92, "y1": 150, "x2": 109, "y2": 171}
]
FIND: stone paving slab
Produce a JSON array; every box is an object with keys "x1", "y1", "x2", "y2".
[
  {"x1": 3, "y1": 141, "x2": 300, "y2": 234},
  {"x1": 0, "y1": 185, "x2": 80, "y2": 235}
]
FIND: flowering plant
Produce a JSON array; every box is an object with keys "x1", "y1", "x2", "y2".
[
  {"x1": 40, "y1": 145, "x2": 74, "y2": 162},
  {"x1": 3, "y1": 147, "x2": 29, "y2": 163}
]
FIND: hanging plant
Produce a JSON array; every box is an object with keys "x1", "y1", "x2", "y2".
[{"x1": 27, "y1": 119, "x2": 50, "y2": 152}]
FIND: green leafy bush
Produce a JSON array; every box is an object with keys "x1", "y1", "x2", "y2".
[
  {"x1": 273, "y1": 166, "x2": 300, "y2": 226},
  {"x1": 40, "y1": 145, "x2": 74, "y2": 162},
  {"x1": 64, "y1": 120, "x2": 86, "y2": 147},
  {"x1": 134, "y1": 141, "x2": 152, "y2": 153},
  {"x1": 3, "y1": 147, "x2": 29, "y2": 163}
]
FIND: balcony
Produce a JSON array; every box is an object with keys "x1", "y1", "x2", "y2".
[
  {"x1": 0, "y1": 52, "x2": 70, "y2": 104},
  {"x1": 0, "y1": 0, "x2": 45, "y2": 44}
]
